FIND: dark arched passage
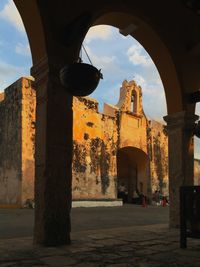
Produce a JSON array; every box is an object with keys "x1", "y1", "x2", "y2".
[{"x1": 117, "y1": 147, "x2": 149, "y2": 203}]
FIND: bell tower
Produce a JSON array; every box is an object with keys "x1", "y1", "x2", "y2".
[
  {"x1": 103, "y1": 79, "x2": 144, "y2": 118},
  {"x1": 115, "y1": 80, "x2": 143, "y2": 116}
]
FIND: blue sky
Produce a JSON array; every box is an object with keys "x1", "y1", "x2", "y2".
[
  {"x1": 0, "y1": 0, "x2": 200, "y2": 158},
  {"x1": 83, "y1": 26, "x2": 166, "y2": 121},
  {"x1": 0, "y1": 0, "x2": 166, "y2": 121},
  {"x1": 0, "y1": 0, "x2": 32, "y2": 89}
]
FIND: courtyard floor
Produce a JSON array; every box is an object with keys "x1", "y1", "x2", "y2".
[{"x1": 0, "y1": 205, "x2": 200, "y2": 266}]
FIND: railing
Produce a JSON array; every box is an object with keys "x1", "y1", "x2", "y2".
[{"x1": 180, "y1": 186, "x2": 200, "y2": 248}]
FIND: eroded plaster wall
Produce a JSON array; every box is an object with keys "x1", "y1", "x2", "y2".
[
  {"x1": 0, "y1": 78, "x2": 36, "y2": 206},
  {"x1": 0, "y1": 78, "x2": 193, "y2": 205},
  {"x1": 72, "y1": 97, "x2": 118, "y2": 199},
  {"x1": 21, "y1": 78, "x2": 36, "y2": 203},
  {"x1": 120, "y1": 113, "x2": 148, "y2": 152},
  {"x1": 0, "y1": 80, "x2": 22, "y2": 206},
  {"x1": 148, "y1": 120, "x2": 168, "y2": 195}
]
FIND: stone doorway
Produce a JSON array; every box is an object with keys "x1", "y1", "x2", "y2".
[
  {"x1": 117, "y1": 147, "x2": 149, "y2": 203},
  {"x1": 117, "y1": 150, "x2": 137, "y2": 203}
]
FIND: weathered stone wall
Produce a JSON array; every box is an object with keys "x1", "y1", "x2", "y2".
[
  {"x1": 120, "y1": 113, "x2": 148, "y2": 152},
  {"x1": 0, "y1": 79, "x2": 22, "y2": 206},
  {"x1": 4, "y1": 78, "x2": 200, "y2": 205},
  {"x1": 148, "y1": 120, "x2": 168, "y2": 196},
  {"x1": 0, "y1": 78, "x2": 36, "y2": 206},
  {"x1": 117, "y1": 80, "x2": 148, "y2": 153},
  {"x1": 72, "y1": 97, "x2": 118, "y2": 199},
  {"x1": 21, "y1": 78, "x2": 36, "y2": 203},
  {"x1": 116, "y1": 81, "x2": 150, "y2": 197},
  {"x1": 0, "y1": 78, "x2": 173, "y2": 206}
]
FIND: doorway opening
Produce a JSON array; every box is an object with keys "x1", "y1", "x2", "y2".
[{"x1": 117, "y1": 147, "x2": 149, "y2": 204}]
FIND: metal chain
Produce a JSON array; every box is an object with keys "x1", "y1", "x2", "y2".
[{"x1": 82, "y1": 44, "x2": 93, "y2": 65}]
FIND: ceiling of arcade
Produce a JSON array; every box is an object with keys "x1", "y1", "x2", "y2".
[{"x1": 14, "y1": 0, "x2": 200, "y2": 114}]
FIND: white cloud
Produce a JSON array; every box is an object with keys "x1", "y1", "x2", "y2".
[
  {"x1": 83, "y1": 43, "x2": 167, "y2": 119},
  {"x1": 92, "y1": 54, "x2": 117, "y2": 71},
  {"x1": 103, "y1": 83, "x2": 121, "y2": 102},
  {"x1": 83, "y1": 45, "x2": 123, "y2": 79},
  {"x1": 0, "y1": 61, "x2": 22, "y2": 76},
  {"x1": 127, "y1": 44, "x2": 152, "y2": 67},
  {"x1": 132, "y1": 72, "x2": 166, "y2": 120},
  {"x1": 0, "y1": 61, "x2": 27, "y2": 91},
  {"x1": 134, "y1": 74, "x2": 147, "y2": 89},
  {"x1": 133, "y1": 73, "x2": 164, "y2": 101},
  {"x1": 0, "y1": 0, "x2": 25, "y2": 33},
  {"x1": 85, "y1": 25, "x2": 114, "y2": 44},
  {"x1": 83, "y1": 45, "x2": 141, "y2": 84},
  {"x1": 15, "y1": 42, "x2": 31, "y2": 56}
]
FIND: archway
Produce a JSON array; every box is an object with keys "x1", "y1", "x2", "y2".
[
  {"x1": 117, "y1": 147, "x2": 149, "y2": 203},
  {"x1": 76, "y1": 11, "x2": 198, "y2": 228},
  {"x1": 91, "y1": 12, "x2": 183, "y2": 115},
  {"x1": 12, "y1": 0, "x2": 200, "y2": 245}
]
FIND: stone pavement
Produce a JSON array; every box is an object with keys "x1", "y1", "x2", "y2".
[
  {"x1": 0, "y1": 205, "x2": 169, "y2": 239},
  {"x1": 1, "y1": 224, "x2": 200, "y2": 267}
]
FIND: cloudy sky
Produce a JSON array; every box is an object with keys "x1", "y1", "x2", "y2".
[
  {"x1": 83, "y1": 26, "x2": 167, "y2": 122},
  {"x1": 0, "y1": 0, "x2": 166, "y2": 121},
  {"x1": 0, "y1": 0, "x2": 200, "y2": 157}
]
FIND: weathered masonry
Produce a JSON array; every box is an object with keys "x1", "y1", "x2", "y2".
[
  {"x1": 72, "y1": 79, "x2": 169, "y2": 203},
  {"x1": 0, "y1": 78, "x2": 35, "y2": 207},
  {"x1": 0, "y1": 77, "x2": 199, "y2": 207}
]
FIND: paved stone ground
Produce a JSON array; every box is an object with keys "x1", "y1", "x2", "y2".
[
  {"x1": 0, "y1": 205, "x2": 169, "y2": 238},
  {"x1": 1, "y1": 206, "x2": 200, "y2": 266},
  {"x1": 1, "y1": 224, "x2": 200, "y2": 266}
]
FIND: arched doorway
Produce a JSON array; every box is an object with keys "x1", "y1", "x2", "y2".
[{"x1": 117, "y1": 147, "x2": 149, "y2": 203}]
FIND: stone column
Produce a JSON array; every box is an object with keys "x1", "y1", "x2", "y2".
[
  {"x1": 31, "y1": 56, "x2": 73, "y2": 246},
  {"x1": 164, "y1": 111, "x2": 198, "y2": 228}
]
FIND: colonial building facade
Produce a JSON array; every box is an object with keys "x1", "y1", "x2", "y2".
[
  {"x1": 0, "y1": 77, "x2": 198, "y2": 207},
  {"x1": 72, "y1": 79, "x2": 168, "y2": 203}
]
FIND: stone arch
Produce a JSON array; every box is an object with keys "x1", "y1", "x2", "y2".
[
  {"x1": 12, "y1": 3, "x2": 189, "y2": 116},
  {"x1": 13, "y1": 0, "x2": 47, "y2": 64},
  {"x1": 117, "y1": 146, "x2": 150, "y2": 203},
  {"x1": 77, "y1": 11, "x2": 183, "y2": 115},
  {"x1": 10, "y1": 0, "x2": 199, "y2": 243}
]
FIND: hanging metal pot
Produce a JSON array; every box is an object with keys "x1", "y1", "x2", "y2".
[{"x1": 60, "y1": 62, "x2": 103, "y2": 96}]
